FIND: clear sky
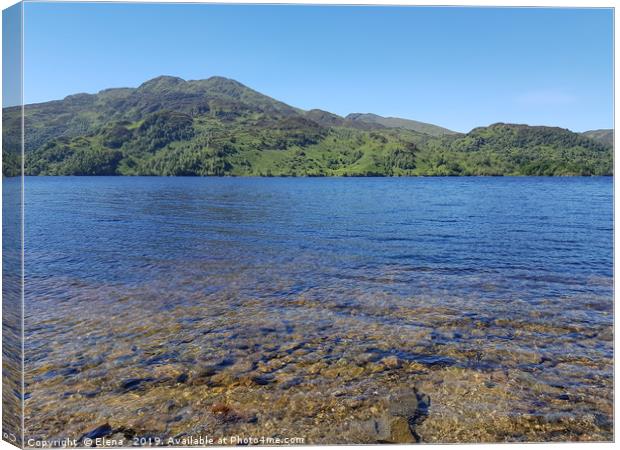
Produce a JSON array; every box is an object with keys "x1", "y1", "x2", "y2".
[{"x1": 19, "y1": 3, "x2": 614, "y2": 132}]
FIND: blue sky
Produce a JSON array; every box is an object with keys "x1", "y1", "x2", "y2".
[{"x1": 18, "y1": 3, "x2": 614, "y2": 132}]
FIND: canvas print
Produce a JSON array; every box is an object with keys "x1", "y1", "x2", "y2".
[{"x1": 1, "y1": 2, "x2": 614, "y2": 447}]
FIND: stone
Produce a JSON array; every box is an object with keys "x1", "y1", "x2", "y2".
[
  {"x1": 367, "y1": 363, "x2": 386, "y2": 373},
  {"x1": 119, "y1": 378, "x2": 154, "y2": 392},
  {"x1": 211, "y1": 403, "x2": 232, "y2": 416},
  {"x1": 307, "y1": 362, "x2": 327, "y2": 374},
  {"x1": 251, "y1": 374, "x2": 275, "y2": 385},
  {"x1": 386, "y1": 387, "x2": 430, "y2": 442},
  {"x1": 321, "y1": 367, "x2": 341, "y2": 379},
  {"x1": 153, "y1": 364, "x2": 184, "y2": 380},
  {"x1": 407, "y1": 362, "x2": 427, "y2": 373},
  {"x1": 210, "y1": 403, "x2": 257, "y2": 424},
  {"x1": 210, "y1": 371, "x2": 236, "y2": 386},
  {"x1": 197, "y1": 366, "x2": 219, "y2": 378},
  {"x1": 165, "y1": 400, "x2": 177, "y2": 412},
  {"x1": 277, "y1": 375, "x2": 302, "y2": 389},
  {"x1": 339, "y1": 365, "x2": 365, "y2": 380},
  {"x1": 388, "y1": 388, "x2": 420, "y2": 417},
  {"x1": 389, "y1": 416, "x2": 415, "y2": 443},
  {"x1": 82, "y1": 423, "x2": 113, "y2": 440},
  {"x1": 230, "y1": 359, "x2": 256, "y2": 373},
  {"x1": 175, "y1": 373, "x2": 188, "y2": 384},
  {"x1": 381, "y1": 356, "x2": 402, "y2": 369},
  {"x1": 281, "y1": 342, "x2": 304, "y2": 353}
]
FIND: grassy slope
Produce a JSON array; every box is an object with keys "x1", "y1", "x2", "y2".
[
  {"x1": 345, "y1": 113, "x2": 457, "y2": 137},
  {"x1": 582, "y1": 129, "x2": 613, "y2": 147}
]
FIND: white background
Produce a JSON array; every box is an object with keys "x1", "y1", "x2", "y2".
[{"x1": 0, "y1": 1, "x2": 616, "y2": 449}]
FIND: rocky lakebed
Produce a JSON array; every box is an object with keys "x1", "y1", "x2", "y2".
[{"x1": 22, "y1": 268, "x2": 613, "y2": 445}]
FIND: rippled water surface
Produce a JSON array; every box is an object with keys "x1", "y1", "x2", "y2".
[{"x1": 22, "y1": 177, "x2": 613, "y2": 443}]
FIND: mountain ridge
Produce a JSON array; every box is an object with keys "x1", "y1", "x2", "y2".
[
  {"x1": 345, "y1": 112, "x2": 457, "y2": 136},
  {"x1": 582, "y1": 129, "x2": 613, "y2": 147},
  {"x1": 1, "y1": 75, "x2": 613, "y2": 177}
]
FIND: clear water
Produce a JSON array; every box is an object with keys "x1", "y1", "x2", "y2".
[
  {"x1": 21, "y1": 177, "x2": 613, "y2": 443},
  {"x1": 25, "y1": 176, "x2": 612, "y2": 300}
]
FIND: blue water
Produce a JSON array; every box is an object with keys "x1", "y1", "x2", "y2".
[
  {"x1": 17, "y1": 176, "x2": 614, "y2": 442},
  {"x1": 24, "y1": 176, "x2": 612, "y2": 305}
]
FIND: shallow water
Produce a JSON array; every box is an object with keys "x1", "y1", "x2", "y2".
[{"x1": 21, "y1": 177, "x2": 612, "y2": 443}]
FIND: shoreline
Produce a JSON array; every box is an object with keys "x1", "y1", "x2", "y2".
[{"x1": 6, "y1": 174, "x2": 615, "y2": 178}]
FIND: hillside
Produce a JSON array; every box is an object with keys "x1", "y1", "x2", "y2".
[
  {"x1": 2, "y1": 76, "x2": 613, "y2": 177},
  {"x1": 345, "y1": 113, "x2": 456, "y2": 136},
  {"x1": 582, "y1": 129, "x2": 613, "y2": 147}
]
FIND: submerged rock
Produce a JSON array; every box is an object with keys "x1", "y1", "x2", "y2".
[
  {"x1": 389, "y1": 416, "x2": 415, "y2": 443},
  {"x1": 175, "y1": 373, "x2": 188, "y2": 384},
  {"x1": 346, "y1": 414, "x2": 415, "y2": 444},
  {"x1": 210, "y1": 403, "x2": 257, "y2": 424},
  {"x1": 209, "y1": 370, "x2": 237, "y2": 387},
  {"x1": 251, "y1": 374, "x2": 275, "y2": 386},
  {"x1": 81, "y1": 423, "x2": 112, "y2": 441},
  {"x1": 381, "y1": 356, "x2": 402, "y2": 369},
  {"x1": 388, "y1": 388, "x2": 421, "y2": 417},
  {"x1": 119, "y1": 378, "x2": 154, "y2": 392},
  {"x1": 387, "y1": 387, "x2": 431, "y2": 442}
]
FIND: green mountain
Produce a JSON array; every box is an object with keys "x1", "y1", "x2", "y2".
[
  {"x1": 582, "y1": 129, "x2": 613, "y2": 147},
  {"x1": 345, "y1": 112, "x2": 456, "y2": 136},
  {"x1": 1, "y1": 76, "x2": 613, "y2": 177}
]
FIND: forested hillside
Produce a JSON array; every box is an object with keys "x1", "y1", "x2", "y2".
[{"x1": 2, "y1": 76, "x2": 613, "y2": 176}]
